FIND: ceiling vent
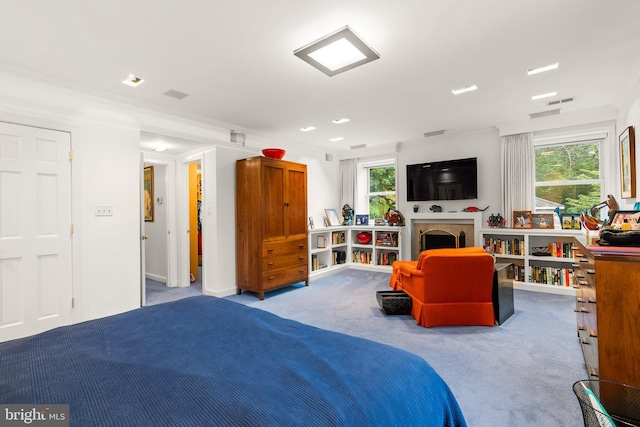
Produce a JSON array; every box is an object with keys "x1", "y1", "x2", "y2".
[
  {"x1": 529, "y1": 108, "x2": 561, "y2": 119},
  {"x1": 423, "y1": 130, "x2": 446, "y2": 138},
  {"x1": 350, "y1": 144, "x2": 367, "y2": 150},
  {"x1": 547, "y1": 97, "x2": 575, "y2": 106},
  {"x1": 163, "y1": 89, "x2": 190, "y2": 100}
]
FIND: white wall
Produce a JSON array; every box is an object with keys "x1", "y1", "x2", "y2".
[{"x1": 617, "y1": 70, "x2": 640, "y2": 210}]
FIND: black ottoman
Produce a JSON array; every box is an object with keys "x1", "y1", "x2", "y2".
[{"x1": 376, "y1": 290, "x2": 412, "y2": 315}]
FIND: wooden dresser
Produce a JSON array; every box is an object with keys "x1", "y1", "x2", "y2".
[
  {"x1": 235, "y1": 156, "x2": 308, "y2": 300},
  {"x1": 573, "y1": 238, "x2": 640, "y2": 387}
]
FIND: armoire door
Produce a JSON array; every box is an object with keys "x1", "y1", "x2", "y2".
[
  {"x1": 285, "y1": 165, "x2": 307, "y2": 238},
  {"x1": 262, "y1": 162, "x2": 286, "y2": 240}
]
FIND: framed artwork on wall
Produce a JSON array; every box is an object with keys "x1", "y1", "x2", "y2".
[
  {"x1": 143, "y1": 166, "x2": 154, "y2": 222},
  {"x1": 531, "y1": 213, "x2": 554, "y2": 229},
  {"x1": 512, "y1": 210, "x2": 532, "y2": 229},
  {"x1": 620, "y1": 126, "x2": 636, "y2": 198}
]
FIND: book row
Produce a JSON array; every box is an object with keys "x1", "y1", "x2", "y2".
[
  {"x1": 484, "y1": 237, "x2": 574, "y2": 258},
  {"x1": 511, "y1": 265, "x2": 575, "y2": 286}
]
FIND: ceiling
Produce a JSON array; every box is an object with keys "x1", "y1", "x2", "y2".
[{"x1": 1, "y1": 0, "x2": 640, "y2": 153}]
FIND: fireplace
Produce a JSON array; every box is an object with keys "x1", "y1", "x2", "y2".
[
  {"x1": 420, "y1": 229, "x2": 465, "y2": 251},
  {"x1": 411, "y1": 213, "x2": 481, "y2": 258}
]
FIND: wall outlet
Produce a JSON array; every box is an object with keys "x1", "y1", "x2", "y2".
[{"x1": 95, "y1": 205, "x2": 113, "y2": 216}]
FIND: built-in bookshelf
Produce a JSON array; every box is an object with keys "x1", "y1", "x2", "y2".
[
  {"x1": 480, "y1": 228, "x2": 581, "y2": 295},
  {"x1": 309, "y1": 226, "x2": 403, "y2": 278}
]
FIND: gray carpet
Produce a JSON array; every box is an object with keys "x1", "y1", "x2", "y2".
[
  {"x1": 145, "y1": 278, "x2": 202, "y2": 305},
  {"x1": 225, "y1": 269, "x2": 586, "y2": 427}
]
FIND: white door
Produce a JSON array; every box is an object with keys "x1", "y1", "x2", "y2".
[{"x1": 0, "y1": 122, "x2": 72, "y2": 342}]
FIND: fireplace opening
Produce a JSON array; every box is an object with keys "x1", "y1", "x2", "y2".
[{"x1": 420, "y1": 229, "x2": 465, "y2": 251}]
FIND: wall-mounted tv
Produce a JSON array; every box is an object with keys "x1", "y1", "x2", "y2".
[{"x1": 406, "y1": 157, "x2": 478, "y2": 201}]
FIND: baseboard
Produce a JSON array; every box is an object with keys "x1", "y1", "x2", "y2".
[{"x1": 145, "y1": 273, "x2": 167, "y2": 283}]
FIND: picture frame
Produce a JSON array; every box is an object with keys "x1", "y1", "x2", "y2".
[
  {"x1": 317, "y1": 235, "x2": 327, "y2": 248},
  {"x1": 355, "y1": 214, "x2": 369, "y2": 225},
  {"x1": 531, "y1": 213, "x2": 554, "y2": 229},
  {"x1": 619, "y1": 126, "x2": 636, "y2": 198},
  {"x1": 610, "y1": 210, "x2": 639, "y2": 227},
  {"x1": 512, "y1": 210, "x2": 532, "y2": 229},
  {"x1": 143, "y1": 165, "x2": 154, "y2": 222},
  {"x1": 324, "y1": 209, "x2": 341, "y2": 226},
  {"x1": 561, "y1": 214, "x2": 581, "y2": 230}
]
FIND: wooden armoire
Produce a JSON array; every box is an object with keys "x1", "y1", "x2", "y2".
[{"x1": 235, "y1": 156, "x2": 308, "y2": 300}]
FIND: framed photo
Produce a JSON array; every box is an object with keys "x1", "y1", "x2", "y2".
[
  {"x1": 610, "y1": 210, "x2": 639, "y2": 226},
  {"x1": 317, "y1": 235, "x2": 327, "y2": 248},
  {"x1": 620, "y1": 126, "x2": 636, "y2": 198},
  {"x1": 561, "y1": 214, "x2": 581, "y2": 230},
  {"x1": 143, "y1": 166, "x2": 154, "y2": 222},
  {"x1": 531, "y1": 213, "x2": 554, "y2": 229},
  {"x1": 512, "y1": 210, "x2": 532, "y2": 229},
  {"x1": 324, "y1": 209, "x2": 341, "y2": 226},
  {"x1": 355, "y1": 214, "x2": 369, "y2": 225}
]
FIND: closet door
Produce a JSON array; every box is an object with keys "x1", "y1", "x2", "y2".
[{"x1": 0, "y1": 122, "x2": 72, "y2": 342}]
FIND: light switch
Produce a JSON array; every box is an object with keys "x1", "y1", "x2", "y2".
[{"x1": 95, "y1": 206, "x2": 113, "y2": 216}]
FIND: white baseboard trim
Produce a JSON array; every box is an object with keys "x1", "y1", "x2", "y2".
[{"x1": 145, "y1": 273, "x2": 167, "y2": 284}]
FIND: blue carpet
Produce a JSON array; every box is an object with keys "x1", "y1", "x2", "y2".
[{"x1": 225, "y1": 269, "x2": 586, "y2": 427}]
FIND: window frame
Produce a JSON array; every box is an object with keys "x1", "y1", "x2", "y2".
[
  {"x1": 532, "y1": 134, "x2": 605, "y2": 214},
  {"x1": 356, "y1": 158, "x2": 397, "y2": 219}
]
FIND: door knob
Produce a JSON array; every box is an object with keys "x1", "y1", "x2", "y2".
[{"x1": 141, "y1": 235, "x2": 149, "y2": 240}]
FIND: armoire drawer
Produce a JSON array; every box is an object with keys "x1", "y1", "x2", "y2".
[{"x1": 262, "y1": 239, "x2": 307, "y2": 257}]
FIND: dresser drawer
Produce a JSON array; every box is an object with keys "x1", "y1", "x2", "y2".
[
  {"x1": 263, "y1": 253, "x2": 307, "y2": 270},
  {"x1": 262, "y1": 239, "x2": 307, "y2": 257},
  {"x1": 262, "y1": 266, "x2": 308, "y2": 285}
]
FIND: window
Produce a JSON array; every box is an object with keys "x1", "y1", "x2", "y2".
[
  {"x1": 364, "y1": 160, "x2": 396, "y2": 219},
  {"x1": 534, "y1": 138, "x2": 603, "y2": 216}
]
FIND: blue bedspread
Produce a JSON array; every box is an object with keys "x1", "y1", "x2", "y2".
[{"x1": 0, "y1": 296, "x2": 466, "y2": 426}]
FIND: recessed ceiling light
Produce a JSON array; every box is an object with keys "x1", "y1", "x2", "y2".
[
  {"x1": 153, "y1": 146, "x2": 168, "y2": 152},
  {"x1": 532, "y1": 91, "x2": 557, "y2": 100},
  {"x1": 294, "y1": 26, "x2": 380, "y2": 77},
  {"x1": 122, "y1": 74, "x2": 144, "y2": 87},
  {"x1": 527, "y1": 62, "x2": 559, "y2": 76},
  {"x1": 300, "y1": 126, "x2": 316, "y2": 132},
  {"x1": 330, "y1": 137, "x2": 344, "y2": 142},
  {"x1": 452, "y1": 85, "x2": 478, "y2": 95},
  {"x1": 332, "y1": 118, "x2": 350, "y2": 124}
]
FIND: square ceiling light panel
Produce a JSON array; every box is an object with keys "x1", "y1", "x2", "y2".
[{"x1": 294, "y1": 26, "x2": 380, "y2": 77}]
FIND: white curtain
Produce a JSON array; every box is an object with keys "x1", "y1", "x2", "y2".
[
  {"x1": 340, "y1": 159, "x2": 357, "y2": 210},
  {"x1": 501, "y1": 133, "x2": 534, "y2": 227}
]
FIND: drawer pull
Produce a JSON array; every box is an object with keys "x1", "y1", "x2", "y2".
[
  {"x1": 299, "y1": 244, "x2": 304, "y2": 249},
  {"x1": 267, "y1": 276, "x2": 275, "y2": 280},
  {"x1": 267, "y1": 262, "x2": 274, "y2": 266},
  {"x1": 267, "y1": 249, "x2": 274, "y2": 253}
]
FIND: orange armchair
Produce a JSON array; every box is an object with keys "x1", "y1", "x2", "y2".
[{"x1": 390, "y1": 247, "x2": 495, "y2": 328}]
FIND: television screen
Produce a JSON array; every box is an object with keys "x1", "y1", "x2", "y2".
[{"x1": 406, "y1": 157, "x2": 478, "y2": 201}]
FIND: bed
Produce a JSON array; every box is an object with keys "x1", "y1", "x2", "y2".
[{"x1": 0, "y1": 296, "x2": 466, "y2": 426}]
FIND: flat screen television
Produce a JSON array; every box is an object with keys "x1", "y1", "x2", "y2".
[{"x1": 406, "y1": 157, "x2": 478, "y2": 201}]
